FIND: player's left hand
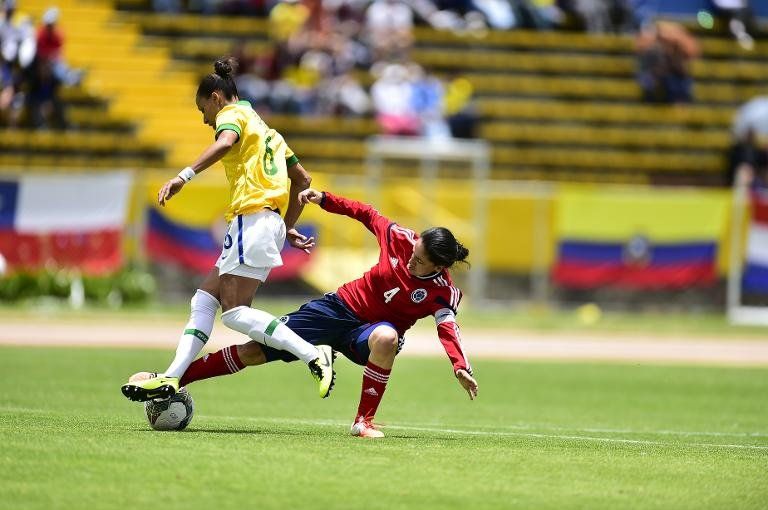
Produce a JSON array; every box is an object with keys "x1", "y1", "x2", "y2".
[
  {"x1": 158, "y1": 176, "x2": 185, "y2": 206},
  {"x1": 456, "y1": 369, "x2": 478, "y2": 400},
  {"x1": 287, "y1": 228, "x2": 316, "y2": 253}
]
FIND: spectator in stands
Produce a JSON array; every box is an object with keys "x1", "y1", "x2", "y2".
[
  {"x1": 36, "y1": 8, "x2": 81, "y2": 86},
  {"x1": 635, "y1": 21, "x2": 698, "y2": 104},
  {"x1": 334, "y1": 28, "x2": 369, "y2": 74},
  {"x1": 629, "y1": 0, "x2": 653, "y2": 29},
  {"x1": 709, "y1": 0, "x2": 756, "y2": 51},
  {"x1": 365, "y1": 0, "x2": 413, "y2": 61},
  {"x1": 317, "y1": 71, "x2": 370, "y2": 115},
  {"x1": 323, "y1": 0, "x2": 369, "y2": 27},
  {"x1": 0, "y1": 53, "x2": 17, "y2": 126},
  {"x1": 409, "y1": 64, "x2": 450, "y2": 139},
  {"x1": 558, "y1": 0, "x2": 634, "y2": 33},
  {"x1": 481, "y1": 0, "x2": 576, "y2": 32},
  {"x1": 473, "y1": 0, "x2": 514, "y2": 29},
  {"x1": 270, "y1": 0, "x2": 310, "y2": 42},
  {"x1": 228, "y1": 42, "x2": 272, "y2": 111},
  {"x1": 371, "y1": 62, "x2": 419, "y2": 136},
  {"x1": 35, "y1": 9, "x2": 61, "y2": 62},
  {"x1": 1, "y1": 0, "x2": 36, "y2": 69},
  {"x1": 2, "y1": 0, "x2": 40, "y2": 127},
  {"x1": 25, "y1": 55, "x2": 65, "y2": 129},
  {"x1": 635, "y1": 27, "x2": 667, "y2": 102},
  {"x1": 429, "y1": 0, "x2": 488, "y2": 33},
  {"x1": 236, "y1": 70, "x2": 271, "y2": 111},
  {"x1": 444, "y1": 74, "x2": 477, "y2": 138},
  {"x1": 269, "y1": 56, "x2": 319, "y2": 114},
  {"x1": 571, "y1": 0, "x2": 612, "y2": 33},
  {"x1": 507, "y1": 0, "x2": 563, "y2": 30},
  {"x1": 291, "y1": 48, "x2": 331, "y2": 113}
]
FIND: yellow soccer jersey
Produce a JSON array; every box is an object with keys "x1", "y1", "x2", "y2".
[{"x1": 215, "y1": 101, "x2": 299, "y2": 222}]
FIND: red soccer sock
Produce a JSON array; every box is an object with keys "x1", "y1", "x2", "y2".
[
  {"x1": 179, "y1": 345, "x2": 244, "y2": 387},
  {"x1": 355, "y1": 361, "x2": 391, "y2": 421}
]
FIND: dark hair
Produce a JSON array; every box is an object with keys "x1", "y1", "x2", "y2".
[
  {"x1": 197, "y1": 57, "x2": 239, "y2": 100},
  {"x1": 420, "y1": 227, "x2": 470, "y2": 269}
]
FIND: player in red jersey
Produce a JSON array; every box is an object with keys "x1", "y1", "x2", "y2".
[{"x1": 153, "y1": 188, "x2": 478, "y2": 438}]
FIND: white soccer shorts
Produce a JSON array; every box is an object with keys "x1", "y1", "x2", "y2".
[{"x1": 215, "y1": 209, "x2": 285, "y2": 281}]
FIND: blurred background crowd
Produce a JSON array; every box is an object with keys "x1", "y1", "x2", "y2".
[
  {"x1": 1, "y1": 0, "x2": 764, "y2": 146},
  {"x1": 1, "y1": 0, "x2": 81, "y2": 129},
  {"x1": 0, "y1": 0, "x2": 767, "y2": 313}
]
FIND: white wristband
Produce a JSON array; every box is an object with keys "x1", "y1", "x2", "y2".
[{"x1": 178, "y1": 167, "x2": 195, "y2": 183}]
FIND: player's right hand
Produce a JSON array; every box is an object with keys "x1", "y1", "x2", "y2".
[
  {"x1": 158, "y1": 176, "x2": 186, "y2": 206},
  {"x1": 298, "y1": 188, "x2": 323, "y2": 205}
]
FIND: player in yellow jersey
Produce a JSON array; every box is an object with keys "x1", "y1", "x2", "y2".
[{"x1": 121, "y1": 57, "x2": 335, "y2": 402}]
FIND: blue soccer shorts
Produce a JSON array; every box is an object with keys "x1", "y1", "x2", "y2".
[{"x1": 260, "y1": 293, "x2": 403, "y2": 366}]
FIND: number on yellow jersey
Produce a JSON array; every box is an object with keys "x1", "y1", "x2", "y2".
[{"x1": 263, "y1": 135, "x2": 277, "y2": 176}]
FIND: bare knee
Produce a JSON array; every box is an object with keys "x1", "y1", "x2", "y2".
[
  {"x1": 369, "y1": 328, "x2": 399, "y2": 357},
  {"x1": 236, "y1": 341, "x2": 266, "y2": 366}
]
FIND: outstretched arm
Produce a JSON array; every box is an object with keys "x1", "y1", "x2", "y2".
[
  {"x1": 158, "y1": 130, "x2": 239, "y2": 206},
  {"x1": 299, "y1": 188, "x2": 392, "y2": 238}
]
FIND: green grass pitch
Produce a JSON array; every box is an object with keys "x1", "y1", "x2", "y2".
[{"x1": 1, "y1": 346, "x2": 766, "y2": 509}]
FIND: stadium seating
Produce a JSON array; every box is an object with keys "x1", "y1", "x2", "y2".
[{"x1": 3, "y1": 1, "x2": 766, "y2": 185}]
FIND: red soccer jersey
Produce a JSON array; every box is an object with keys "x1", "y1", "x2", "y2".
[{"x1": 321, "y1": 192, "x2": 472, "y2": 375}]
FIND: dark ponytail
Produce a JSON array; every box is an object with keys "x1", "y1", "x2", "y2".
[
  {"x1": 420, "y1": 227, "x2": 470, "y2": 269},
  {"x1": 197, "y1": 56, "x2": 239, "y2": 100}
]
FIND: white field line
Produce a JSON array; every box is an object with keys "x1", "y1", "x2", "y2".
[
  {"x1": 200, "y1": 415, "x2": 768, "y2": 451},
  {"x1": 3, "y1": 406, "x2": 766, "y2": 450},
  {"x1": 384, "y1": 421, "x2": 768, "y2": 439}
]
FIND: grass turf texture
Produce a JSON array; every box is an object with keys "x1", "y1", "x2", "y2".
[{"x1": 1, "y1": 346, "x2": 766, "y2": 510}]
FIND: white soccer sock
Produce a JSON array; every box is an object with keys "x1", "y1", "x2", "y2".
[
  {"x1": 165, "y1": 290, "x2": 220, "y2": 378},
  {"x1": 220, "y1": 306, "x2": 319, "y2": 364}
]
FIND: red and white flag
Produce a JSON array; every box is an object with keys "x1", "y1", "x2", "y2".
[
  {"x1": 0, "y1": 172, "x2": 132, "y2": 275},
  {"x1": 744, "y1": 190, "x2": 768, "y2": 293}
]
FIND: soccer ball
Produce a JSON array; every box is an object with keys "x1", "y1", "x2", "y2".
[{"x1": 144, "y1": 388, "x2": 194, "y2": 431}]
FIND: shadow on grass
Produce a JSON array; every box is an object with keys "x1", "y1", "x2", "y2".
[
  {"x1": 183, "y1": 428, "x2": 312, "y2": 436},
  {"x1": 133, "y1": 427, "x2": 466, "y2": 441},
  {"x1": 134, "y1": 427, "x2": 310, "y2": 436}
]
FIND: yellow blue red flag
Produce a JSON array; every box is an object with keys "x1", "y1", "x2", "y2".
[{"x1": 553, "y1": 187, "x2": 728, "y2": 289}]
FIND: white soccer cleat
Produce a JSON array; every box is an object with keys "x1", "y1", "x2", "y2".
[{"x1": 350, "y1": 417, "x2": 385, "y2": 438}]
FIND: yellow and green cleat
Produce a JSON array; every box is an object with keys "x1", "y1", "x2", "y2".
[{"x1": 121, "y1": 373, "x2": 180, "y2": 402}]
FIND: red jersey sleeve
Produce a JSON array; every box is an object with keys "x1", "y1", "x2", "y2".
[
  {"x1": 434, "y1": 307, "x2": 473, "y2": 375},
  {"x1": 320, "y1": 192, "x2": 392, "y2": 240}
]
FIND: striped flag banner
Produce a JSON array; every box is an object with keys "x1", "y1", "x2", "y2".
[
  {"x1": 0, "y1": 172, "x2": 132, "y2": 275},
  {"x1": 553, "y1": 187, "x2": 729, "y2": 290},
  {"x1": 743, "y1": 190, "x2": 768, "y2": 293},
  {"x1": 144, "y1": 179, "x2": 314, "y2": 280}
]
